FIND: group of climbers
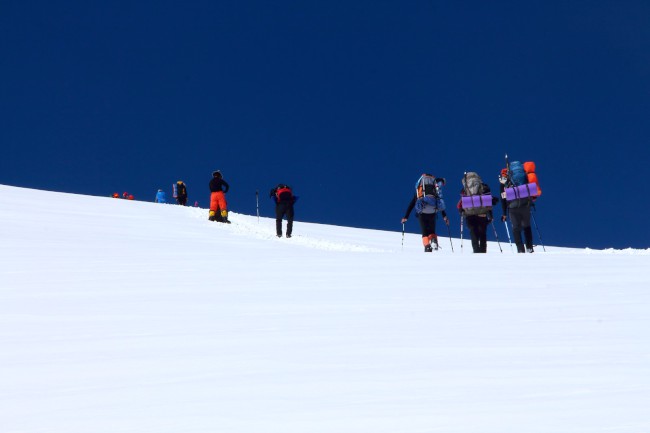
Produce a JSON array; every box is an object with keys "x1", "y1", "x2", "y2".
[
  {"x1": 153, "y1": 181, "x2": 189, "y2": 205},
  {"x1": 207, "y1": 169, "x2": 296, "y2": 238},
  {"x1": 115, "y1": 158, "x2": 541, "y2": 249},
  {"x1": 401, "y1": 159, "x2": 541, "y2": 253},
  {"x1": 120, "y1": 170, "x2": 294, "y2": 236}
]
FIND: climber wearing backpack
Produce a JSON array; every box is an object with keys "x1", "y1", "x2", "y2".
[
  {"x1": 270, "y1": 184, "x2": 297, "y2": 238},
  {"x1": 175, "y1": 181, "x2": 188, "y2": 206},
  {"x1": 499, "y1": 164, "x2": 534, "y2": 253},
  {"x1": 457, "y1": 172, "x2": 497, "y2": 253},
  {"x1": 154, "y1": 189, "x2": 167, "y2": 203},
  {"x1": 401, "y1": 174, "x2": 449, "y2": 252},
  {"x1": 209, "y1": 170, "x2": 230, "y2": 223}
]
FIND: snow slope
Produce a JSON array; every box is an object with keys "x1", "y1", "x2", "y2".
[{"x1": 1, "y1": 184, "x2": 649, "y2": 433}]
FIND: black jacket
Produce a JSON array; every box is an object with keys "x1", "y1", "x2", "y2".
[
  {"x1": 177, "y1": 183, "x2": 187, "y2": 197},
  {"x1": 209, "y1": 178, "x2": 229, "y2": 193}
]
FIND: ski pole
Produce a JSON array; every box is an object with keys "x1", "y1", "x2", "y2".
[
  {"x1": 460, "y1": 214, "x2": 464, "y2": 253},
  {"x1": 255, "y1": 190, "x2": 260, "y2": 223},
  {"x1": 503, "y1": 218, "x2": 514, "y2": 253},
  {"x1": 531, "y1": 207, "x2": 546, "y2": 252},
  {"x1": 490, "y1": 219, "x2": 503, "y2": 253},
  {"x1": 401, "y1": 222, "x2": 405, "y2": 251},
  {"x1": 445, "y1": 218, "x2": 454, "y2": 253}
]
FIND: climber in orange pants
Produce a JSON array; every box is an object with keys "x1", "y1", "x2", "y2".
[{"x1": 209, "y1": 170, "x2": 230, "y2": 223}]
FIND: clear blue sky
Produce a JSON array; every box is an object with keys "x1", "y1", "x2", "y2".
[{"x1": 2, "y1": 0, "x2": 649, "y2": 249}]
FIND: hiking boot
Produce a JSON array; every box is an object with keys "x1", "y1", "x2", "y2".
[
  {"x1": 286, "y1": 234, "x2": 292, "y2": 238},
  {"x1": 424, "y1": 245, "x2": 433, "y2": 252},
  {"x1": 277, "y1": 234, "x2": 282, "y2": 238},
  {"x1": 527, "y1": 247, "x2": 534, "y2": 253},
  {"x1": 433, "y1": 242, "x2": 439, "y2": 251}
]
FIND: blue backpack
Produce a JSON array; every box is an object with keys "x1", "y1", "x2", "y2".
[
  {"x1": 509, "y1": 161, "x2": 527, "y2": 186},
  {"x1": 414, "y1": 174, "x2": 446, "y2": 214}
]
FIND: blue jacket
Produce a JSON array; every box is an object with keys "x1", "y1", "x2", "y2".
[{"x1": 155, "y1": 191, "x2": 167, "y2": 203}]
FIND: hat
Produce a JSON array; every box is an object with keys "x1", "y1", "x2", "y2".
[
  {"x1": 158, "y1": 189, "x2": 163, "y2": 192},
  {"x1": 212, "y1": 170, "x2": 222, "y2": 178},
  {"x1": 500, "y1": 168, "x2": 508, "y2": 177}
]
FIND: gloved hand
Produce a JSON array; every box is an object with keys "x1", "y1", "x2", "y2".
[
  {"x1": 443, "y1": 216, "x2": 449, "y2": 226},
  {"x1": 501, "y1": 215, "x2": 507, "y2": 222},
  {"x1": 401, "y1": 218, "x2": 408, "y2": 224}
]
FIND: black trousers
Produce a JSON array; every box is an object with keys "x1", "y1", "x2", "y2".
[
  {"x1": 466, "y1": 215, "x2": 488, "y2": 253},
  {"x1": 275, "y1": 201, "x2": 294, "y2": 236},
  {"x1": 509, "y1": 206, "x2": 533, "y2": 252},
  {"x1": 417, "y1": 212, "x2": 438, "y2": 238}
]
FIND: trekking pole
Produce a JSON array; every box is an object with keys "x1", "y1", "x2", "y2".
[
  {"x1": 401, "y1": 222, "x2": 405, "y2": 251},
  {"x1": 531, "y1": 206, "x2": 546, "y2": 252},
  {"x1": 445, "y1": 219, "x2": 454, "y2": 253},
  {"x1": 490, "y1": 219, "x2": 503, "y2": 253},
  {"x1": 255, "y1": 190, "x2": 260, "y2": 223},
  {"x1": 503, "y1": 218, "x2": 514, "y2": 253},
  {"x1": 460, "y1": 214, "x2": 464, "y2": 253}
]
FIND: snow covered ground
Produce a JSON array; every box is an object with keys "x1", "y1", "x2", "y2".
[{"x1": 1, "y1": 184, "x2": 649, "y2": 433}]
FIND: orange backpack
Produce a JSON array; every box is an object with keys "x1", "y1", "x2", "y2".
[{"x1": 523, "y1": 162, "x2": 541, "y2": 197}]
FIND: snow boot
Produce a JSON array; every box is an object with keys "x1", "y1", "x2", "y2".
[{"x1": 219, "y1": 209, "x2": 230, "y2": 223}]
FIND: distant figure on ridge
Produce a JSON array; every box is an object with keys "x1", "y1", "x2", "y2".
[
  {"x1": 155, "y1": 189, "x2": 167, "y2": 203},
  {"x1": 270, "y1": 184, "x2": 297, "y2": 238},
  {"x1": 209, "y1": 170, "x2": 230, "y2": 223},
  {"x1": 174, "y1": 181, "x2": 188, "y2": 206},
  {"x1": 401, "y1": 174, "x2": 449, "y2": 252}
]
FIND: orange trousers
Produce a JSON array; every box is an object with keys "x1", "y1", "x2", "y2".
[{"x1": 210, "y1": 191, "x2": 227, "y2": 217}]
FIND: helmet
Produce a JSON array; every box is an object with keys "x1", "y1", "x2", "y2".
[
  {"x1": 212, "y1": 170, "x2": 222, "y2": 178},
  {"x1": 158, "y1": 189, "x2": 163, "y2": 192},
  {"x1": 112, "y1": 192, "x2": 119, "y2": 198}
]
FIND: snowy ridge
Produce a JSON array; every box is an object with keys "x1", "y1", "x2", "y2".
[
  {"x1": 2, "y1": 184, "x2": 650, "y2": 433},
  {"x1": 583, "y1": 247, "x2": 650, "y2": 255},
  {"x1": 198, "y1": 210, "x2": 389, "y2": 253}
]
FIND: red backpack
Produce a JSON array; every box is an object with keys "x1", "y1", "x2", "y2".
[{"x1": 275, "y1": 185, "x2": 293, "y2": 202}]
